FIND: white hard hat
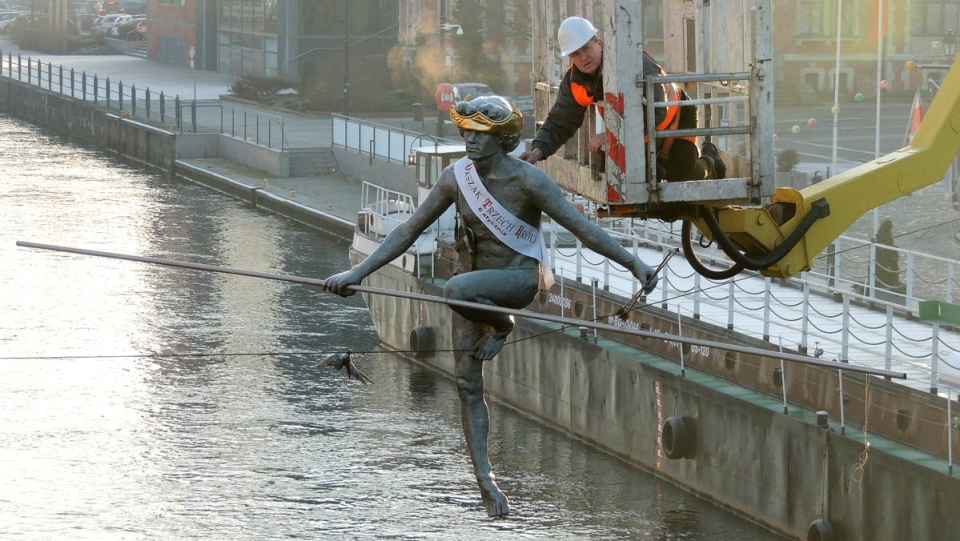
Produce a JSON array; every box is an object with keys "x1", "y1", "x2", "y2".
[{"x1": 558, "y1": 16, "x2": 597, "y2": 57}]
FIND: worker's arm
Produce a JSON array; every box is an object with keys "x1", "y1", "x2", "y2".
[{"x1": 527, "y1": 71, "x2": 589, "y2": 160}]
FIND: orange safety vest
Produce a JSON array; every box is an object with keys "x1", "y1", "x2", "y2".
[
  {"x1": 655, "y1": 82, "x2": 698, "y2": 159},
  {"x1": 570, "y1": 66, "x2": 696, "y2": 158}
]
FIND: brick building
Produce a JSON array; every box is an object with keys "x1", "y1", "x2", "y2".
[{"x1": 145, "y1": 1, "x2": 960, "y2": 107}]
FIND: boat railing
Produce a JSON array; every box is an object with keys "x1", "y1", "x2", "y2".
[
  {"x1": 545, "y1": 217, "x2": 960, "y2": 392},
  {"x1": 550, "y1": 262, "x2": 960, "y2": 469},
  {"x1": 361, "y1": 173, "x2": 960, "y2": 401}
]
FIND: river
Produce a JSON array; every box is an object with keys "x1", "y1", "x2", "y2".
[{"x1": 0, "y1": 114, "x2": 784, "y2": 540}]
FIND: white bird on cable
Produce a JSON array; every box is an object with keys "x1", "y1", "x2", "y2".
[{"x1": 317, "y1": 349, "x2": 373, "y2": 384}]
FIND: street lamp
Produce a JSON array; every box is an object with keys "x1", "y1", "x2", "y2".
[
  {"x1": 435, "y1": 1, "x2": 464, "y2": 137},
  {"x1": 342, "y1": 1, "x2": 351, "y2": 116},
  {"x1": 441, "y1": 24, "x2": 463, "y2": 36},
  {"x1": 407, "y1": 134, "x2": 440, "y2": 165}
]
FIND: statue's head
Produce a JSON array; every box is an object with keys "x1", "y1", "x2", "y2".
[{"x1": 450, "y1": 95, "x2": 523, "y2": 153}]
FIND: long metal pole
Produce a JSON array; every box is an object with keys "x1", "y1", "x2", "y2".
[
  {"x1": 831, "y1": 0, "x2": 843, "y2": 176},
  {"x1": 16, "y1": 240, "x2": 908, "y2": 380},
  {"x1": 436, "y1": 0, "x2": 446, "y2": 138},
  {"x1": 873, "y1": 0, "x2": 884, "y2": 236},
  {"x1": 342, "y1": 1, "x2": 351, "y2": 117}
]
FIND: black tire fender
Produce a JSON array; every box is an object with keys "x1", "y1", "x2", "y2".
[
  {"x1": 807, "y1": 519, "x2": 834, "y2": 541},
  {"x1": 409, "y1": 326, "x2": 435, "y2": 358},
  {"x1": 662, "y1": 416, "x2": 694, "y2": 459}
]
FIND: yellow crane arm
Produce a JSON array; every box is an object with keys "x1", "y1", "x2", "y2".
[{"x1": 697, "y1": 57, "x2": 960, "y2": 279}]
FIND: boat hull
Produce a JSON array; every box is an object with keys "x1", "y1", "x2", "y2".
[{"x1": 351, "y1": 245, "x2": 960, "y2": 541}]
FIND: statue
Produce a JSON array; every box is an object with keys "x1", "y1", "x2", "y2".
[{"x1": 323, "y1": 95, "x2": 659, "y2": 516}]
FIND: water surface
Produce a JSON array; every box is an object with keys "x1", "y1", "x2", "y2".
[{"x1": 0, "y1": 115, "x2": 783, "y2": 540}]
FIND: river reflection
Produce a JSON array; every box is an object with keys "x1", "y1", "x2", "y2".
[{"x1": 0, "y1": 115, "x2": 783, "y2": 540}]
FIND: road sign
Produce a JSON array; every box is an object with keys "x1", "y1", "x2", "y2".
[{"x1": 435, "y1": 83, "x2": 455, "y2": 112}]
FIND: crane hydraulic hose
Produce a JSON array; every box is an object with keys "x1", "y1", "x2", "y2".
[
  {"x1": 680, "y1": 220, "x2": 744, "y2": 280},
  {"x1": 700, "y1": 199, "x2": 831, "y2": 272}
]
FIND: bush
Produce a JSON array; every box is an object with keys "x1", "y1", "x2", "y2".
[
  {"x1": 229, "y1": 74, "x2": 298, "y2": 102},
  {"x1": 9, "y1": 19, "x2": 107, "y2": 54},
  {"x1": 874, "y1": 219, "x2": 904, "y2": 293},
  {"x1": 114, "y1": 20, "x2": 145, "y2": 41},
  {"x1": 777, "y1": 148, "x2": 800, "y2": 172}
]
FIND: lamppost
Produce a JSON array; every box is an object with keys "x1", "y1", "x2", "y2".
[
  {"x1": 407, "y1": 134, "x2": 441, "y2": 166},
  {"x1": 343, "y1": 1, "x2": 351, "y2": 117},
  {"x1": 338, "y1": 4, "x2": 398, "y2": 119},
  {"x1": 435, "y1": 3, "x2": 464, "y2": 136},
  {"x1": 436, "y1": 0, "x2": 448, "y2": 137}
]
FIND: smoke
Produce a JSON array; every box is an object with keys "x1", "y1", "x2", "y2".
[{"x1": 387, "y1": 43, "x2": 447, "y2": 96}]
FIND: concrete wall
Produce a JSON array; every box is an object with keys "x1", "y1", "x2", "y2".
[
  {"x1": 0, "y1": 78, "x2": 176, "y2": 172},
  {"x1": 175, "y1": 133, "x2": 221, "y2": 160},
  {"x1": 219, "y1": 135, "x2": 285, "y2": 177},
  {"x1": 334, "y1": 148, "x2": 416, "y2": 197}
]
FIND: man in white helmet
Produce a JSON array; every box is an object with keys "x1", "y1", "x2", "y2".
[{"x1": 519, "y1": 16, "x2": 725, "y2": 181}]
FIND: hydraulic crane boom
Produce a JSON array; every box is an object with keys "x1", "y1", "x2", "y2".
[
  {"x1": 697, "y1": 55, "x2": 960, "y2": 279},
  {"x1": 531, "y1": 0, "x2": 960, "y2": 280}
]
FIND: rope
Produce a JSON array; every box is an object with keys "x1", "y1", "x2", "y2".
[{"x1": 850, "y1": 375, "x2": 872, "y2": 495}]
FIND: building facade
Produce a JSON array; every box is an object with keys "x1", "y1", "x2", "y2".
[
  {"x1": 145, "y1": 1, "x2": 960, "y2": 109},
  {"x1": 148, "y1": 1, "x2": 399, "y2": 109},
  {"x1": 773, "y1": 0, "x2": 960, "y2": 99}
]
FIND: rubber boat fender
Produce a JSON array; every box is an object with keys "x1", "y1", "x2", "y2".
[
  {"x1": 807, "y1": 519, "x2": 834, "y2": 541},
  {"x1": 409, "y1": 325, "x2": 436, "y2": 358},
  {"x1": 662, "y1": 416, "x2": 695, "y2": 459}
]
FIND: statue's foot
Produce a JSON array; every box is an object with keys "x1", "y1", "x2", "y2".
[
  {"x1": 478, "y1": 476, "x2": 510, "y2": 517},
  {"x1": 473, "y1": 329, "x2": 511, "y2": 360}
]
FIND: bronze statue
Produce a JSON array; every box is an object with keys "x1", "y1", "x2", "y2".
[{"x1": 323, "y1": 95, "x2": 658, "y2": 516}]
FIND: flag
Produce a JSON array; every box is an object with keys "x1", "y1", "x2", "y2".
[
  {"x1": 904, "y1": 89, "x2": 924, "y2": 146},
  {"x1": 869, "y1": 0, "x2": 889, "y2": 42}
]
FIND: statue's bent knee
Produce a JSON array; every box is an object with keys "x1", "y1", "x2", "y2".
[{"x1": 456, "y1": 375, "x2": 483, "y2": 398}]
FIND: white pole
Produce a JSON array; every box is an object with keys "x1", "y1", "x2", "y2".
[
  {"x1": 831, "y1": 0, "x2": 844, "y2": 176},
  {"x1": 874, "y1": 0, "x2": 883, "y2": 161},
  {"x1": 873, "y1": 0, "x2": 884, "y2": 235}
]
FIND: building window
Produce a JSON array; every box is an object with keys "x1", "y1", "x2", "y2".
[
  {"x1": 911, "y1": 0, "x2": 960, "y2": 37},
  {"x1": 644, "y1": 2, "x2": 663, "y2": 40},
  {"x1": 221, "y1": 1, "x2": 278, "y2": 35},
  {"x1": 797, "y1": 0, "x2": 858, "y2": 38}
]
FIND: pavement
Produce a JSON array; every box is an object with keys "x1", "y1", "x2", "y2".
[{"x1": 180, "y1": 156, "x2": 363, "y2": 235}]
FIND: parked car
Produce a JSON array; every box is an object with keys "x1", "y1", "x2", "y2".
[
  {"x1": 91, "y1": 13, "x2": 128, "y2": 35},
  {"x1": 110, "y1": 16, "x2": 145, "y2": 40},
  {"x1": 450, "y1": 82, "x2": 493, "y2": 105},
  {"x1": 0, "y1": 11, "x2": 25, "y2": 33},
  {"x1": 512, "y1": 94, "x2": 536, "y2": 137},
  {"x1": 99, "y1": 0, "x2": 145, "y2": 16}
]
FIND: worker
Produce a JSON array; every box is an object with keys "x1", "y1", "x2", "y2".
[{"x1": 519, "y1": 16, "x2": 725, "y2": 181}]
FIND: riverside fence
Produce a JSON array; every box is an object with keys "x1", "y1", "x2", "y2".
[{"x1": 0, "y1": 50, "x2": 288, "y2": 149}]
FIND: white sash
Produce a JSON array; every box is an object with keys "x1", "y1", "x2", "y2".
[{"x1": 453, "y1": 157, "x2": 554, "y2": 288}]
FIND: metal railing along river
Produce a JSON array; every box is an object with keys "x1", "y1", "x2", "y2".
[
  {"x1": 0, "y1": 50, "x2": 288, "y2": 149},
  {"x1": 331, "y1": 114, "x2": 458, "y2": 165}
]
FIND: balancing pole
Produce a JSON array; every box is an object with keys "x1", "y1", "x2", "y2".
[{"x1": 16, "y1": 240, "x2": 907, "y2": 380}]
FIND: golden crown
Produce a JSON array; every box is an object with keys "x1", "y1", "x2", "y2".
[{"x1": 449, "y1": 95, "x2": 524, "y2": 133}]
